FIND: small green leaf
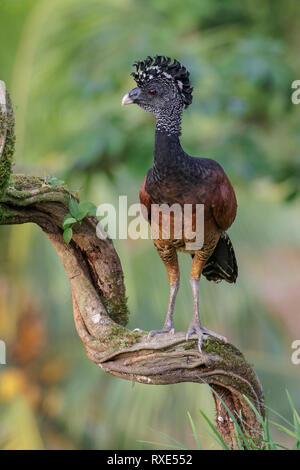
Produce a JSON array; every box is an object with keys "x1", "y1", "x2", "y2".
[
  {"x1": 76, "y1": 210, "x2": 89, "y2": 221},
  {"x1": 63, "y1": 227, "x2": 73, "y2": 244},
  {"x1": 87, "y1": 207, "x2": 97, "y2": 216},
  {"x1": 69, "y1": 198, "x2": 81, "y2": 219},
  {"x1": 62, "y1": 217, "x2": 77, "y2": 229},
  {"x1": 78, "y1": 201, "x2": 97, "y2": 219}
]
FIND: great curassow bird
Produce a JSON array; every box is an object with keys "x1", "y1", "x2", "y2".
[{"x1": 122, "y1": 55, "x2": 238, "y2": 350}]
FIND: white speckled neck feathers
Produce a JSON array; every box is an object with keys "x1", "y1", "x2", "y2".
[{"x1": 155, "y1": 101, "x2": 183, "y2": 137}]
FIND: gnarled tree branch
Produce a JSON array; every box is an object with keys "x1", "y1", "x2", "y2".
[{"x1": 0, "y1": 81, "x2": 265, "y2": 449}]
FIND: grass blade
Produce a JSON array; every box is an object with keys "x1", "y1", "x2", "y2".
[
  {"x1": 199, "y1": 409, "x2": 230, "y2": 450},
  {"x1": 187, "y1": 412, "x2": 202, "y2": 450}
]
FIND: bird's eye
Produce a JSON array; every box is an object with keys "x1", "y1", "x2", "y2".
[{"x1": 149, "y1": 89, "x2": 157, "y2": 96}]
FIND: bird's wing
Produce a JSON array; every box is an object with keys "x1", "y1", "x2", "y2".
[
  {"x1": 177, "y1": 160, "x2": 237, "y2": 231},
  {"x1": 211, "y1": 173, "x2": 237, "y2": 231},
  {"x1": 185, "y1": 157, "x2": 237, "y2": 231}
]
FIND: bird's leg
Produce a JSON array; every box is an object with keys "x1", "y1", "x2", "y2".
[
  {"x1": 148, "y1": 280, "x2": 179, "y2": 338},
  {"x1": 186, "y1": 277, "x2": 227, "y2": 351},
  {"x1": 186, "y1": 257, "x2": 227, "y2": 351},
  {"x1": 148, "y1": 245, "x2": 179, "y2": 339}
]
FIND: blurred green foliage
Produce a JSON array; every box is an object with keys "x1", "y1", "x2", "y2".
[{"x1": 0, "y1": 0, "x2": 300, "y2": 450}]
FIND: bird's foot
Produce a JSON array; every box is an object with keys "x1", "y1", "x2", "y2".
[
  {"x1": 186, "y1": 321, "x2": 227, "y2": 352},
  {"x1": 147, "y1": 326, "x2": 175, "y2": 341}
]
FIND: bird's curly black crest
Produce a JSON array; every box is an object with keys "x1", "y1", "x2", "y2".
[{"x1": 131, "y1": 55, "x2": 193, "y2": 108}]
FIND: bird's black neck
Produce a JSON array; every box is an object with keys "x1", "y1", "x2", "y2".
[
  {"x1": 153, "y1": 104, "x2": 186, "y2": 173},
  {"x1": 153, "y1": 130, "x2": 185, "y2": 183},
  {"x1": 154, "y1": 127, "x2": 181, "y2": 158}
]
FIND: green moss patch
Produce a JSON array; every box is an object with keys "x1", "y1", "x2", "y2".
[
  {"x1": 97, "y1": 324, "x2": 146, "y2": 351},
  {"x1": 0, "y1": 92, "x2": 15, "y2": 201}
]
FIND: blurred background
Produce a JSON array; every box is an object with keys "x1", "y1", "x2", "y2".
[{"x1": 0, "y1": 0, "x2": 300, "y2": 450}]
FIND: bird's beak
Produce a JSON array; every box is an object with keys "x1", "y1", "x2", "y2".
[
  {"x1": 122, "y1": 93, "x2": 134, "y2": 106},
  {"x1": 121, "y1": 87, "x2": 141, "y2": 106}
]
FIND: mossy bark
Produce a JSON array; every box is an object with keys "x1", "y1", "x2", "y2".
[
  {"x1": 0, "y1": 82, "x2": 15, "y2": 202},
  {"x1": 0, "y1": 81, "x2": 265, "y2": 449}
]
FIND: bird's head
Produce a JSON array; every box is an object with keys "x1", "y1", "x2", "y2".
[{"x1": 122, "y1": 55, "x2": 193, "y2": 118}]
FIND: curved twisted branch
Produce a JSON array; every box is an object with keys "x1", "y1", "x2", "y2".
[{"x1": 0, "y1": 82, "x2": 265, "y2": 448}]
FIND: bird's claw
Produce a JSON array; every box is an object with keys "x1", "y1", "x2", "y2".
[
  {"x1": 147, "y1": 327, "x2": 175, "y2": 341},
  {"x1": 186, "y1": 326, "x2": 203, "y2": 352},
  {"x1": 201, "y1": 326, "x2": 227, "y2": 344},
  {"x1": 186, "y1": 322, "x2": 227, "y2": 353}
]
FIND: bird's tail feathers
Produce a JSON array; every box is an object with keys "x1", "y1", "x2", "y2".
[{"x1": 202, "y1": 232, "x2": 238, "y2": 283}]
